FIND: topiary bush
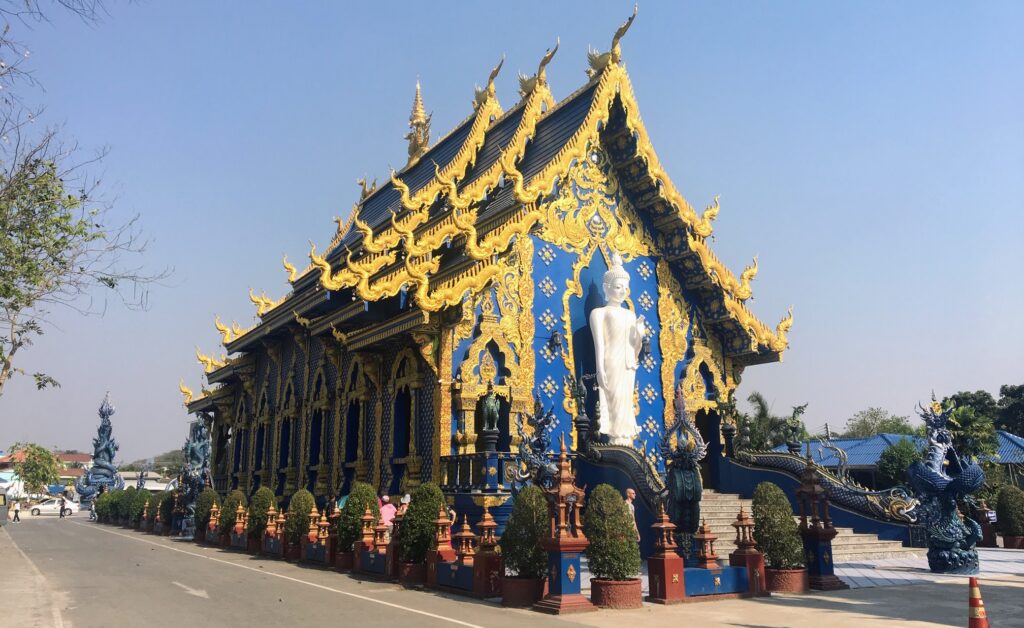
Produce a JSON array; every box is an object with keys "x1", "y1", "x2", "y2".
[
  {"x1": 337, "y1": 481, "x2": 381, "y2": 552},
  {"x1": 108, "y1": 490, "x2": 127, "y2": 521},
  {"x1": 195, "y1": 488, "x2": 220, "y2": 530},
  {"x1": 94, "y1": 491, "x2": 113, "y2": 521},
  {"x1": 160, "y1": 491, "x2": 176, "y2": 526},
  {"x1": 582, "y1": 484, "x2": 641, "y2": 581},
  {"x1": 501, "y1": 485, "x2": 549, "y2": 578},
  {"x1": 116, "y1": 488, "x2": 136, "y2": 521},
  {"x1": 129, "y1": 489, "x2": 151, "y2": 524},
  {"x1": 877, "y1": 438, "x2": 922, "y2": 488},
  {"x1": 147, "y1": 491, "x2": 167, "y2": 521},
  {"x1": 399, "y1": 482, "x2": 446, "y2": 563},
  {"x1": 247, "y1": 486, "x2": 277, "y2": 538},
  {"x1": 752, "y1": 482, "x2": 805, "y2": 570},
  {"x1": 219, "y1": 489, "x2": 248, "y2": 535},
  {"x1": 284, "y1": 488, "x2": 316, "y2": 545},
  {"x1": 996, "y1": 485, "x2": 1024, "y2": 536}
]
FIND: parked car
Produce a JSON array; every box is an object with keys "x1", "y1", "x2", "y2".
[{"x1": 30, "y1": 498, "x2": 78, "y2": 517}]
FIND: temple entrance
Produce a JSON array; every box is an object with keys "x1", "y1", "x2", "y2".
[
  {"x1": 391, "y1": 387, "x2": 412, "y2": 493},
  {"x1": 694, "y1": 408, "x2": 722, "y2": 490}
]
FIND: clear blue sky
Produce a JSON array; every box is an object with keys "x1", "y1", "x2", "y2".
[{"x1": 2, "y1": 1, "x2": 1022, "y2": 461}]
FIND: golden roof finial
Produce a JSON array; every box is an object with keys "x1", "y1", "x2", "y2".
[
  {"x1": 474, "y1": 56, "x2": 505, "y2": 109},
  {"x1": 405, "y1": 80, "x2": 432, "y2": 167},
  {"x1": 178, "y1": 379, "x2": 194, "y2": 406},
  {"x1": 214, "y1": 315, "x2": 232, "y2": 344},
  {"x1": 519, "y1": 39, "x2": 559, "y2": 98},
  {"x1": 282, "y1": 255, "x2": 298, "y2": 283},
  {"x1": 587, "y1": 4, "x2": 638, "y2": 78}
]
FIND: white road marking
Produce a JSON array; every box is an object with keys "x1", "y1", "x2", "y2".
[
  {"x1": 172, "y1": 581, "x2": 210, "y2": 599},
  {"x1": 73, "y1": 522, "x2": 483, "y2": 628},
  {"x1": 2, "y1": 525, "x2": 66, "y2": 628}
]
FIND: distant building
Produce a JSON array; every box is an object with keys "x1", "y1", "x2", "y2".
[
  {"x1": 773, "y1": 431, "x2": 1024, "y2": 489},
  {"x1": 0, "y1": 450, "x2": 98, "y2": 499}
]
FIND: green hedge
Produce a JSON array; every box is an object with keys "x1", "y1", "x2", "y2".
[
  {"x1": 399, "y1": 483, "x2": 446, "y2": 563},
  {"x1": 996, "y1": 485, "x2": 1024, "y2": 537},
  {"x1": 501, "y1": 485, "x2": 549, "y2": 578},
  {"x1": 159, "y1": 491, "x2": 175, "y2": 525},
  {"x1": 108, "y1": 490, "x2": 128, "y2": 520},
  {"x1": 218, "y1": 489, "x2": 248, "y2": 535},
  {"x1": 129, "y1": 489, "x2": 151, "y2": 524},
  {"x1": 337, "y1": 482, "x2": 381, "y2": 552},
  {"x1": 583, "y1": 484, "x2": 641, "y2": 581},
  {"x1": 147, "y1": 491, "x2": 167, "y2": 520},
  {"x1": 247, "y1": 487, "x2": 277, "y2": 538},
  {"x1": 752, "y1": 482, "x2": 805, "y2": 569},
  {"x1": 284, "y1": 489, "x2": 316, "y2": 545},
  {"x1": 94, "y1": 491, "x2": 113, "y2": 520},
  {"x1": 195, "y1": 488, "x2": 220, "y2": 530}
]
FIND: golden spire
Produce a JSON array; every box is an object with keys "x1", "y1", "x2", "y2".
[
  {"x1": 178, "y1": 379, "x2": 194, "y2": 406},
  {"x1": 405, "y1": 81, "x2": 431, "y2": 167}
]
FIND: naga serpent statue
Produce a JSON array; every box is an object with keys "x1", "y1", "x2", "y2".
[
  {"x1": 76, "y1": 392, "x2": 126, "y2": 502},
  {"x1": 907, "y1": 396, "x2": 985, "y2": 574},
  {"x1": 179, "y1": 418, "x2": 212, "y2": 539},
  {"x1": 660, "y1": 381, "x2": 707, "y2": 540},
  {"x1": 512, "y1": 393, "x2": 559, "y2": 492}
]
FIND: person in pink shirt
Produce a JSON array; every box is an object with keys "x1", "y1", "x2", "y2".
[{"x1": 380, "y1": 495, "x2": 397, "y2": 532}]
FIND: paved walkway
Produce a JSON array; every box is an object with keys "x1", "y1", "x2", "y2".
[{"x1": 835, "y1": 548, "x2": 1024, "y2": 589}]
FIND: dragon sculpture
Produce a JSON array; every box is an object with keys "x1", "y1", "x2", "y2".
[
  {"x1": 817, "y1": 424, "x2": 850, "y2": 482},
  {"x1": 76, "y1": 393, "x2": 126, "y2": 502},
  {"x1": 661, "y1": 381, "x2": 708, "y2": 541},
  {"x1": 178, "y1": 418, "x2": 213, "y2": 540},
  {"x1": 512, "y1": 394, "x2": 559, "y2": 492},
  {"x1": 907, "y1": 397, "x2": 984, "y2": 574}
]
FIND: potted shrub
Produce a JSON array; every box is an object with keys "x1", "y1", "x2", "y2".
[
  {"x1": 248, "y1": 487, "x2": 276, "y2": 553},
  {"x1": 996, "y1": 485, "x2": 1024, "y2": 549},
  {"x1": 284, "y1": 489, "x2": 316, "y2": 561},
  {"x1": 398, "y1": 483, "x2": 445, "y2": 586},
  {"x1": 500, "y1": 485, "x2": 549, "y2": 606},
  {"x1": 219, "y1": 489, "x2": 248, "y2": 547},
  {"x1": 194, "y1": 488, "x2": 220, "y2": 543},
  {"x1": 583, "y1": 484, "x2": 643, "y2": 609},
  {"x1": 160, "y1": 491, "x2": 176, "y2": 535},
  {"x1": 752, "y1": 482, "x2": 807, "y2": 593},
  {"x1": 336, "y1": 481, "x2": 381, "y2": 572}
]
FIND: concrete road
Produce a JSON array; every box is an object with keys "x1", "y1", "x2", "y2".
[
  {"x1": 1, "y1": 517, "x2": 569, "y2": 628},
  {"x1": 3, "y1": 516, "x2": 1023, "y2": 627}
]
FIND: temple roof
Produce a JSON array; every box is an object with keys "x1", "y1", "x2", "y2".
[{"x1": 188, "y1": 25, "x2": 793, "y2": 406}]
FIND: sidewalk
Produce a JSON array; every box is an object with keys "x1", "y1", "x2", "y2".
[{"x1": 0, "y1": 524, "x2": 66, "y2": 627}]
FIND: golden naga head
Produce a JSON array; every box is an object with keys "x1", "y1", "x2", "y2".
[
  {"x1": 178, "y1": 379, "x2": 194, "y2": 406},
  {"x1": 282, "y1": 255, "x2": 298, "y2": 283}
]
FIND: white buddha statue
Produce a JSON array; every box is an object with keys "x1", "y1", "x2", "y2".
[{"x1": 589, "y1": 252, "x2": 646, "y2": 446}]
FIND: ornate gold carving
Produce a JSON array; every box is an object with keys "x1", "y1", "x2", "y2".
[
  {"x1": 195, "y1": 347, "x2": 226, "y2": 374},
  {"x1": 329, "y1": 323, "x2": 349, "y2": 348},
  {"x1": 657, "y1": 260, "x2": 689, "y2": 430},
  {"x1": 518, "y1": 39, "x2": 558, "y2": 98},
  {"x1": 282, "y1": 256, "x2": 298, "y2": 282},
  {"x1": 411, "y1": 332, "x2": 438, "y2": 375},
  {"x1": 586, "y1": 4, "x2": 637, "y2": 78},
  {"x1": 179, "y1": 379, "x2": 194, "y2": 406},
  {"x1": 681, "y1": 340, "x2": 726, "y2": 413},
  {"x1": 405, "y1": 81, "x2": 432, "y2": 167},
  {"x1": 214, "y1": 315, "x2": 233, "y2": 344}
]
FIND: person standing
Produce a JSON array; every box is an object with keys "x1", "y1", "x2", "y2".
[
  {"x1": 12, "y1": 500, "x2": 20, "y2": 522},
  {"x1": 380, "y1": 496, "x2": 397, "y2": 532},
  {"x1": 625, "y1": 487, "x2": 640, "y2": 542},
  {"x1": 58, "y1": 496, "x2": 66, "y2": 519}
]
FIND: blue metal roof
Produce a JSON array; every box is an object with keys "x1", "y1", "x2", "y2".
[
  {"x1": 772, "y1": 430, "x2": 1024, "y2": 466},
  {"x1": 996, "y1": 430, "x2": 1024, "y2": 464}
]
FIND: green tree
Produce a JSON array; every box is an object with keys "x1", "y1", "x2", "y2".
[
  {"x1": 751, "y1": 482, "x2": 804, "y2": 570},
  {"x1": 194, "y1": 488, "x2": 220, "y2": 530},
  {"x1": 996, "y1": 384, "x2": 1024, "y2": 436},
  {"x1": 943, "y1": 391, "x2": 998, "y2": 425},
  {"x1": 399, "y1": 483, "x2": 446, "y2": 564},
  {"x1": 500, "y1": 485, "x2": 549, "y2": 579},
  {"x1": 247, "y1": 486, "x2": 277, "y2": 538},
  {"x1": 0, "y1": 1, "x2": 165, "y2": 398},
  {"x1": 736, "y1": 392, "x2": 802, "y2": 450},
  {"x1": 949, "y1": 406, "x2": 998, "y2": 460},
  {"x1": 218, "y1": 489, "x2": 247, "y2": 535},
  {"x1": 582, "y1": 484, "x2": 642, "y2": 581},
  {"x1": 8, "y1": 442, "x2": 60, "y2": 494},
  {"x1": 841, "y1": 408, "x2": 916, "y2": 438},
  {"x1": 336, "y1": 481, "x2": 380, "y2": 553},
  {"x1": 284, "y1": 489, "x2": 315, "y2": 545},
  {"x1": 876, "y1": 438, "x2": 922, "y2": 487}
]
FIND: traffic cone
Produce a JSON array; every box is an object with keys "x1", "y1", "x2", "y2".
[{"x1": 968, "y1": 577, "x2": 989, "y2": 628}]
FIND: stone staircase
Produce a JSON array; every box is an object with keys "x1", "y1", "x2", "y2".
[{"x1": 700, "y1": 489, "x2": 922, "y2": 563}]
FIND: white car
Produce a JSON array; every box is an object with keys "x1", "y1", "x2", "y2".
[{"x1": 29, "y1": 498, "x2": 78, "y2": 517}]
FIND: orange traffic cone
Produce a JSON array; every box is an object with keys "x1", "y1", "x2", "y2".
[{"x1": 968, "y1": 577, "x2": 989, "y2": 628}]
